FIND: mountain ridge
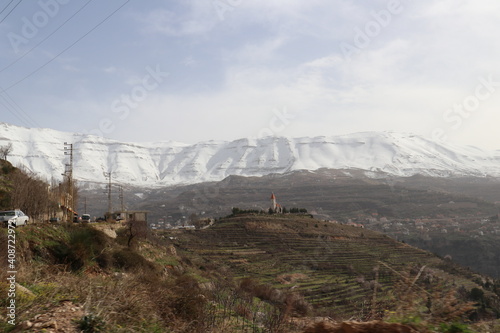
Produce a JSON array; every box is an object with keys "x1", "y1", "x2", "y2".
[{"x1": 1, "y1": 122, "x2": 500, "y2": 187}]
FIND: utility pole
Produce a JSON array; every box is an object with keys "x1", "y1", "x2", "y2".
[
  {"x1": 63, "y1": 142, "x2": 74, "y2": 222},
  {"x1": 103, "y1": 172, "x2": 112, "y2": 219},
  {"x1": 119, "y1": 185, "x2": 125, "y2": 212}
]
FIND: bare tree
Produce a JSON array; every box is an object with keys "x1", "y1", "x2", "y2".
[
  {"x1": 125, "y1": 219, "x2": 148, "y2": 248},
  {"x1": 0, "y1": 143, "x2": 13, "y2": 160},
  {"x1": 189, "y1": 213, "x2": 200, "y2": 228},
  {"x1": 8, "y1": 167, "x2": 61, "y2": 222}
]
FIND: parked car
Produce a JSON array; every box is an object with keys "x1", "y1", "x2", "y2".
[
  {"x1": 81, "y1": 214, "x2": 91, "y2": 223},
  {"x1": 49, "y1": 217, "x2": 60, "y2": 223},
  {"x1": 0, "y1": 209, "x2": 29, "y2": 227}
]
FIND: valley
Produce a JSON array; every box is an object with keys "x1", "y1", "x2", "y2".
[{"x1": 77, "y1": 169, "x2": 500, "y2": 280}]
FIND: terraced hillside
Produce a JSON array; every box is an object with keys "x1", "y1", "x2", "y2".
[
  {"x1": 161, "y1": 215, "x2": 492, "y2": 320},
  {"x1": 3, "y1": 217, "x2": 500, "y2": 332}
]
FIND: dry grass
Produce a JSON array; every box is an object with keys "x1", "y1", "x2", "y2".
[
  {"x1": 4, "y1": 223, "x2": 310, "y2": 332},
  {"x1": 381, "y1": 263, "x2": 476, "y2": 332}
]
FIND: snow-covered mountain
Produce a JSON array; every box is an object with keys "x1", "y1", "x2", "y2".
[{"x1": 1, "y1": 122, "x2": 499, "y2": 187}]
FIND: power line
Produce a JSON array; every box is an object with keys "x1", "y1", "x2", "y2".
[
  {"x1": 0, "y1": 0, "x2": 22, "y2": 24},
  {"x1": 0, "y1": 98, "x2": 31, "y2": 126},
  {"x1": 0, "y1": 0, "x2": 16, "y2": 16},
  {"x1": 0, "y1": 82, "x2": 40, "y2": 127},
  {"x1": 2, "y1": 0, "x2": 130, "y2": 92},
  {"x1": 0, "y1": 88, "x2": 38, "y2": 127},
  {"x1": 0, "y1": 0, "x2": 94, "y2": 74},
  {"x1": 0, "y1": 88, "x2": 39, "y2": 126}
]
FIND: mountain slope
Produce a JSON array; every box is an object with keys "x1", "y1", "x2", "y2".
[
  {"x1": 161, "y1": 214, "x2": 499, "y2": 321},
  {"x1": 1, "y1": 122, "x2": 500, "y2": 187},
  {"x1": 120, "y1": 169, "x2": 496, "y2": 234},
  {"x1": 4, "y1": 215, "x2": 499, "y2": 332}
]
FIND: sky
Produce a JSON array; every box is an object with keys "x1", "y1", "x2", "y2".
[{"x1": 1, "y1": 0, "x2": 500, "y2": 150}]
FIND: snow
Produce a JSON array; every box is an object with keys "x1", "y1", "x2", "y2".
[{"x1": 1, "y1": 122, "x2": 499, "y2": 187}]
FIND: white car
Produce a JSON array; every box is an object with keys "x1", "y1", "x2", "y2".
[
  {"x1": 81, "y1": 214, "x2": 91, "y2": 223},
  {"x1": 0, "y1": 209, "x2": 29, "y2": 227}
]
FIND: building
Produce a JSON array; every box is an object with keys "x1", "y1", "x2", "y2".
[
  {"x1": 270, "y1": 193, "x2": 283, "y2": 213},
  {"x1": 107, "y1": 210, "x2": 148, "y2": 223}
]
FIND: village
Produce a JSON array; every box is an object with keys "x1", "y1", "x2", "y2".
[{"x1": 345, "y1": 213, "x2": 500, "y2": 240}]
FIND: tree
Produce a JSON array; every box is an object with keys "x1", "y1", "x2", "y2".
[
  {"x1": 125, "y1": 219, "x2": 148, "y2": 248},
  {"x1": 0, "y1": 143, "x2": 13, "y2": 160},
  {"x1": 189, "y1": 213, "x2": 200, "y2": 227},
  {"x1": 469, "y1": 287, "x2": 484, "y2": 302},
  {"x1": 8, "y1": 166, "x2": 61, "y2": 221}
]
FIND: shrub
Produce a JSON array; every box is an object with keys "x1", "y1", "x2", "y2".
[
  {"x1": 48, "y1": 242, "x2": 83, "y2": 271},
  {"x1": 76, "y1": 314, "x2": 106, "y2": 333},
  {"x1": 469, "y1": 288, "x2": 484, "y2": 302},
  {"x1": 46, "y1": 226, "x2": 110, "y2": 271},
  {"x1": 112, "y1": 248, "x2": 158, "y2": 274},
  {"x1": 169, "y1": 274, "x2": 208, "y2": 331},
  {"x1": 439, "y1": 322, "x2": 473, "y2": 333},
  {"x1": 238, "y1": 278, "x2": 311, "y2": 316}
]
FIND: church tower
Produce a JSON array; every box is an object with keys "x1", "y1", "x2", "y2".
[
  {"x1": 270, "y1": 193, "x2": 277, "y2": 211},
  {"x1": 270, "y1": 192, "x2": 282, "y2": 213}
]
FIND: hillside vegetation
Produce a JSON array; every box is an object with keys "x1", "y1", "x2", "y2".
[
  {"x1": 0, "y1": 159, "x2": 65, "y2": 221},
  {"x1": 163, "y1": 216, "x2": 500, "y2": 320},
  {"x1": 401, "y1": 233, "x2": 500, "y2": 279},
  {"x1": 0, "y1": 159, "x2": 15, "y2": 208},
  {"x1": 2, "y1": 215, "x2": 500, "y2": 332}
]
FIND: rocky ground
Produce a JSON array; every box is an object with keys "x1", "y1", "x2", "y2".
[{"x1": 13, "y1": 301, "x2": 84, "y2": 333}]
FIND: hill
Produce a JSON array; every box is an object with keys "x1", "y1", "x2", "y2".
[
  {"x1": 128, "y1": 169, "x2": 498, "y2": 223},
  {"x1": 161, "y1": 214, "x2": 500, "y2": 321},
  {"x1": 2, "y1": 216, "x2": 500, "y2": 332}
]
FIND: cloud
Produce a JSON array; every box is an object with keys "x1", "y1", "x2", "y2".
[
  {"x1": 136, "y1": 2, "x2": 218, "y2": 36},
  {"x1": 226, "y1": 36, "x2": 288, "y2": 65},
  {"x1": 3, "y1": 0, "x2": 500, "y2": 151},
  {"x1": 104, "y1": 67, "x2": 118, "y2": 73},
  {"x1": 62, "y1": 64, "x2": 80, "y2": 72}
]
